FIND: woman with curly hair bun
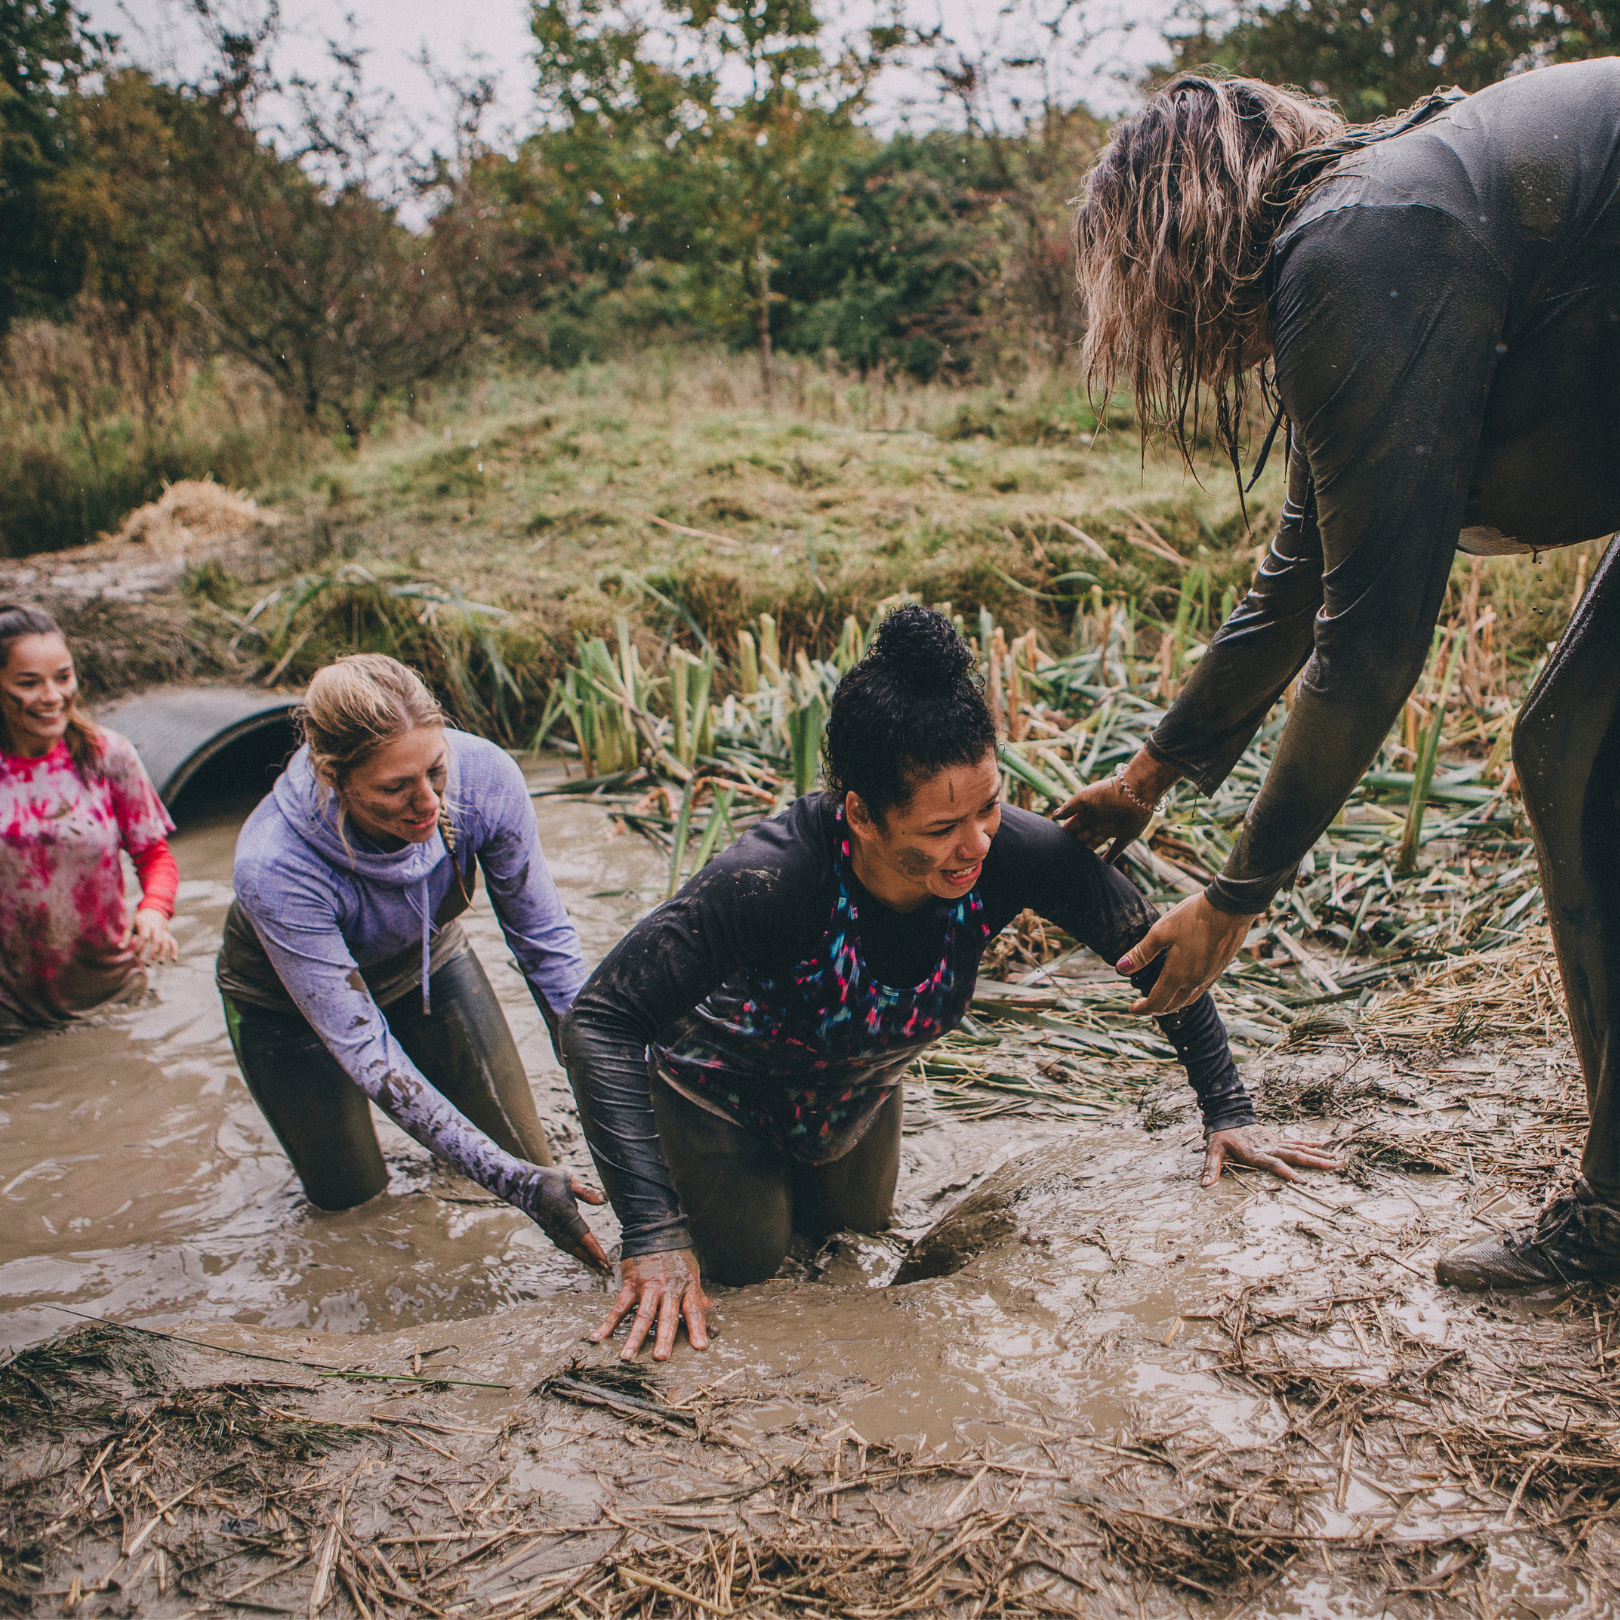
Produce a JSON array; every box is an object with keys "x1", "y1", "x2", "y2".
[
  {"x1": 0, "y1": 603, "x2": 179, "y2": 1027},
  {"x1": 561, "y1": 606, "x2": 1333, "y2": 1361},
  {"x1": 1062, "y1": 62, "x2": 1620, "y2": 1289}
]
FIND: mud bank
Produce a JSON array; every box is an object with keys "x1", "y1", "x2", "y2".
[{"x1": 3, "y1": 768, "x2": 1617, "y2": 1615}]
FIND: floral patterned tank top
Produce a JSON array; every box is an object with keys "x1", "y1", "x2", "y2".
[{"x1": 651, "y1": 808, "x2": 991, "y2": 1162}]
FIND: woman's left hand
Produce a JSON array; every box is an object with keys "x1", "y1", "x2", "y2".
[
  {"x1": 124, "y1": 907, "x2": 179, "y2": 967},
  {"x1": 1201, "y1": 1127, "x2": 1343, "y2": 1187}
]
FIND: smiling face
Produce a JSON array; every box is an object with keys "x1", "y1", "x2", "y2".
[
  {"x1": 333, "y1": 726, "x2": 448, "y2": 848},
  {"x1": 0, "y1": 632, "x2": 78, "y2": 758},
  {"x1": 845, "y1": 750, "x2": 1002, "y2": 912}
]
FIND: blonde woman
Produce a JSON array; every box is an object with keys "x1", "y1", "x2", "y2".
[
  {"x1": 0, "y1": 603, "x2": 179, "y2": 1026},
  {"x1": 1064, "y1": 62, "x2": 1620, "y2": 1288},
  {"x1": 215, "y1": 653, "x2": 608, "y2": 1271}
]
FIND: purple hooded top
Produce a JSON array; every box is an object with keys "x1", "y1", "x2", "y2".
[{"x1": 219, "y1": 731, "x2": 586, "y2": 1210}]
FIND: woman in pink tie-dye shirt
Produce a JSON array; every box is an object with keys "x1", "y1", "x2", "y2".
[{"x1": 0, "y1": 604, "x2": 179, "y2": 1028}]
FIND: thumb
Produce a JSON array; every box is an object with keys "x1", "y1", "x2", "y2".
[
  {"x1": 1116, "y1": 920, "x2": 1169, "y2": 977},
  {"x1": 570, "y1": 1175, "x2": 606, "y2": 1206}
]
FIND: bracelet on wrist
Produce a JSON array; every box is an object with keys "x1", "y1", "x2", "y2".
[{"x1": 1111, "y1": 763, "x2": 1164, "y2": 816}]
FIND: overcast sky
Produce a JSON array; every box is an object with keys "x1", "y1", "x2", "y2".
[{"x1": 82, "y1": 0, "x2": 1176, "y2": 161}]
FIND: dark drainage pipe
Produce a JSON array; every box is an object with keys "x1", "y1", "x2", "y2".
[{"x1": 93, "y1": 686, "x2": 302, "y2": 814}]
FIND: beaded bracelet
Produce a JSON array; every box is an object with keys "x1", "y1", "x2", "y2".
[{"x1": 1111, "y1": 762, "x2": 1164, "y2": 816}]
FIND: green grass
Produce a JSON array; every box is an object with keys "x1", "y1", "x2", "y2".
[
  {"x1": 54, "y1": 341, "x2": 1602, "y2": 746},
  {"x1": 217, "y1": 349, "x2": 1281, "y2": 709}
]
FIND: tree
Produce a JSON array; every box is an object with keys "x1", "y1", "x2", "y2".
[
  {"x1": 78, "y1": 16, "x2": 523, "y2": 442},
  {"x1": 1165, "y1": 0, "x2": 1620, "y2": 122},
  {"x1": 0, "y1": 0, "x2": 110, "y2": 327},
  {"x1": 525, "y1": 0, "x2": 904, "y2": 398}
]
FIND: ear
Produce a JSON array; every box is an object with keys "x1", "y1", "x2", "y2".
[{"x1": 844, "y1": 790, "x2": 879, "y2": 844}]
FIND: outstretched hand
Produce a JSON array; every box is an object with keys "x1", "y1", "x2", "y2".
[
  {"x1": 1055, "y1": 747, "x2": 1180, "y2": 865},
  {"x1": 591, "y1": 1249, "x2": 711, "y2": 1362},
  {"x1": 1201, "y1": 1127, "x2": 1343, "y2": 1187},
  {"x1": 1115, "y1": 891, "x2": 1257, "y2": 1015}
]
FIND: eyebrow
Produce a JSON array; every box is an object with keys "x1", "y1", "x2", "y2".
[
  {"x1": 381, "y1": 756, "x2": 447, "y2": 787},
  {"x1": 923, "y1": 794, "x2": 1000, "y2": 830}
]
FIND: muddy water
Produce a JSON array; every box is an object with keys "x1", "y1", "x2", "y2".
[
  {"x1": 5, "y1": 764, "x2": 1600, "y2": 1613},
  {"x1": 0, "y1": 774, "x2": 676, "y2": 1349},
  {"x1": 0, "y1": 767, "x2": 1079, "y2": 1357}
]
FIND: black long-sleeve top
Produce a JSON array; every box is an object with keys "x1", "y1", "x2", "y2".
[
  {"x1": 1150, "y1": 60, "x2": 1620, "y2": 914},
  {"x1": 560, "y1": 794, "x2": 1253, "y2": 1257}
]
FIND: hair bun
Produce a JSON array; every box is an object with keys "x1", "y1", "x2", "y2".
[{"x1": 868, "y1": 604, "x2": 974, "y2": 690}]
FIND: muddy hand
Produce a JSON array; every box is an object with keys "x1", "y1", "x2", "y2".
[
  {"x1": 1056, "y1": 747, "x2": 1178, "y2": 865},
  {"x1": 516, "y1": 1167, "x2": 611, "y2": 1274},
  {"x1": 123, "y1": 906, "x2": 179, "y2": 968},
  {"x1": 1201, "y1": 1127, "x2": 1343, "y2": 1187},
  {"x1": 1116, "y1": 892, "x2": 1256, "y2": 1014},
  {"x1": 591, "y1": 1249, "x2": 710, "y2": 1362}
]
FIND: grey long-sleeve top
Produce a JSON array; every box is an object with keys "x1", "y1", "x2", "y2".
[{"x1": 1149, "y1": 60, "x2": 1620, "y2": 914}]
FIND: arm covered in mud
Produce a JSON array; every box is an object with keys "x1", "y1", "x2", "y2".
[
  {"x1": 467, "y1": 742, "x2": 588, "y2": 1053},
  {"x1": 990, "y1": 808, "x2": 1256, "y2": 1133},
  {"x1": 1148, "y1": 207, "x2": 1507, "y2": 916},
  {"x1": 560, "y1": 828, "x2": 826, "y2": 1258},
  {"x1": 233, "y1": 860, "x2": 603, "y2": 1264}
]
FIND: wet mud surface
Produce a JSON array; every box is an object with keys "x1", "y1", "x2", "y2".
[{"x1": 4, "y1": 766, "x2": 1619, "y2": 1615}]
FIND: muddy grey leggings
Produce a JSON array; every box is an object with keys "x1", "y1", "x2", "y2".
[
  {"x1": 1517, "y1": 534, "x2": 1620, "y2": 1205},
  {"x1": 649, "y1": 1079, "x2": 902, "y2": 1286},
  {"x1": 223, "y1": 947, "x2": 553, "y2": 1212}
]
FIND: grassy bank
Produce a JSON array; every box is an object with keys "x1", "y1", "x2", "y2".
[{"x1": 20, "y1": 344, "x2": 1606, "y2": 751}]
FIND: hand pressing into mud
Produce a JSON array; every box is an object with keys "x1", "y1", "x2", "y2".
[
  {"x1": 1200, "y1": 1127, "x2": 1342, "y2": 1187},
  {"x1": 124, "y1": 906, "x2": 179, "y2": 968},
  {"x1": 1055, "y1": 747, "x2": 1180, "y2": 865},
  {"x1": 591, "y1": 1249, "x2": 711, "y2": 1362},
  {"x1": 511, "y1": 1166, "x2": 612, "y2": 1275}
]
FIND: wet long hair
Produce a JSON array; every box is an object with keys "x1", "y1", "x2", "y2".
[
  {"x1": 823, "y1": 606, "x2": 997, "y2": 820},
  {"x1": 1074, "y1": 74, "x2": 1344, "y2": 471},
  {"x1": 0, "y1": 603, "x2": 103, "y2": 776}
]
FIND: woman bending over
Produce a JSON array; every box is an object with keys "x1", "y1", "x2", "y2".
[
  {"x1": 0, "y1": 604, "x2": 178, "y2": 1028},
  {"x1": 561, "y1": 607, "x2": 1335, "y2": 1360},
  {"x1": 216, "y1": 653, "x2": 607, "y2": 1271}
]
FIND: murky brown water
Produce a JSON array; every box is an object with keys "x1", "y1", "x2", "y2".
[
  {"x1": 0, "y1": 772, "x2": 673, "y2": 1349},
  {"x1": 0, "y1": 765, "x2": 1080, "y2": 1358},
  {"x1": 5, "y1": 763, "x2": 1604, "y2": 1613}
]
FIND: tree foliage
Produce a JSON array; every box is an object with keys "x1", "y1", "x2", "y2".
[{"x1": 1167, "y1": 0, "x2": 1620, "y2": 121}]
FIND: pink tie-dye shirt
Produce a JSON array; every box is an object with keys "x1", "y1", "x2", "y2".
[{"x1": 0, "y1": 730, "x2": 174, "y2": 1026}]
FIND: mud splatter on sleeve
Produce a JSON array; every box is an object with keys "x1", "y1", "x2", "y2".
[
  {"x1": 562, "y1": 804, "x2": 833, "y2": 1256},
  {"x1": 471, "y1": 747, "x2": 587, "y2": 1038}
]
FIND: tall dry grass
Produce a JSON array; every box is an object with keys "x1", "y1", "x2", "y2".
[{"x1": 0, "y1": 303, "x2": 308, "y2": 558}]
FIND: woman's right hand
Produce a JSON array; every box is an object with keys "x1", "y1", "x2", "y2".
[
  {"x1": 591, "y1": 1249, "x2": 710, "y2": 1361},
  {"x1": 513, "y1": 1166, "x2": 612, "y2": 1275},
  {"x1": 1055, "y1": 746, "x2": 1180, "y2": 863}
]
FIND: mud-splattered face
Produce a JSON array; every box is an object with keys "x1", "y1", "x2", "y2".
[
  {"x1": 845, "y1": 751, "x2": 1002, "y2": 911},
  {"x1": 0, "y1": 633, "x2": 77, "y2": 758},
  {"x1": 339, "y1": 726, "x2": 448, "y2": 849}
]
